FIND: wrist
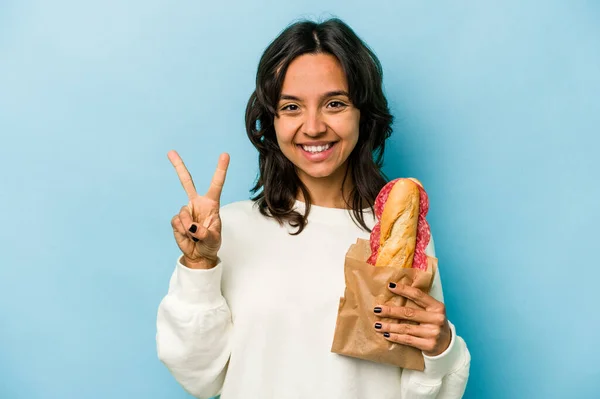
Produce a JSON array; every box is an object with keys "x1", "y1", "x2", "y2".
[
  {"x1": 423, "y1": 332, "x2": 451, "y2": 357},
  {"x1": 182, "y1": 256, "x2": 218, "y2": 269}
]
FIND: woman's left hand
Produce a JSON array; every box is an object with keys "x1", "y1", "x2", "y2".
[{"x1": 373, "y1": 282, "x2": 452, "y2": 357}]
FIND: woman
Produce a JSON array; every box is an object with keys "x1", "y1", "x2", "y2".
[{"x1": 157, "y1": 18, "x2": 470, "y2": 399}]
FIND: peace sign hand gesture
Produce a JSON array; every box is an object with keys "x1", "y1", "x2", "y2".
[{"x1": 168, "y1": 150, "x2": 230, "y2": 269}]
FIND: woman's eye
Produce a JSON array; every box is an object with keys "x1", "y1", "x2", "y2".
[
  {"x1": 328, "y1": 101, "x2": 347, "y2": 109},
  {"x1": 281, "y1": 104, "x2": 299, "y2": 111}
]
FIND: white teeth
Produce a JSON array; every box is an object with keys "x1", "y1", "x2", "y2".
[{"x1": 301, "y1": 143, "x2": 333, "y2": 153}]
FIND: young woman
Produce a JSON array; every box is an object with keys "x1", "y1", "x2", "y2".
[{"x1": 157, "y1": 18, "x2": 470, "y2": 399}]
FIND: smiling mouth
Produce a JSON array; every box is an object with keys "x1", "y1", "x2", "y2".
[{"x1": 297, "y1": 142, "x2": 337, "y2": 154}]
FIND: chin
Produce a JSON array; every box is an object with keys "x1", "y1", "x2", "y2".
[
  {"x1": 297, "y1": 163, "x2": 342, "y2": 180},
  {"x1": 305, "y1": 171, "x2": 333, "y2": 179}
]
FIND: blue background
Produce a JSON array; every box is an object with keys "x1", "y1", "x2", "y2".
[{"x1": 1, "y1": 1, "x2": 598, "y2": 398}]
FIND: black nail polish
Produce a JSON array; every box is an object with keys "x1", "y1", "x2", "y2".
[
  {"x1": 374, "y1": 323, "x2": 382, "y2": 329},
  {"x1": 374, "y1": 307, "x2": 382, "y2": 314},
  {"x1": 389, "y1": 282, "x2": 397, "y2": 289},
  {"x1": 384, "y1": 332, "x2": 390, "y2": 338},
  {"x1": 192, "y1": 237, "x2": 199, "y2": 242},
  {"x1": 189, "y1": 224, "x2": 198, "y2": 233}
]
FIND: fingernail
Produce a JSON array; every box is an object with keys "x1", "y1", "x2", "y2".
[
  {"x1": 374, "y1": 307, "x2": 382, "y2": 314},
  {"x1": 384, "y1": 332, "x2": 390, "y2": 338},
  {"x1": 192, "y1": 237, "x2": 199, "y2": 242},
  {"x1": 189, "y1": 224, "x2": 198, "y2": 233},
  {"x1": 388, "y1": 282, "x2": 397, "y2": 289},
  {"x1": 374, "y1": 323, "x2": 382, "y2": 329}
]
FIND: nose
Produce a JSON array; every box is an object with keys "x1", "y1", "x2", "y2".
[{"x1": 302, "y1": 109, "x2": 327, "y2": 137}]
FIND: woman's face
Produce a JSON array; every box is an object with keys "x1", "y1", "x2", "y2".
[{"x1": 274, "y1": 53, "x2": 360, "y2": 182}]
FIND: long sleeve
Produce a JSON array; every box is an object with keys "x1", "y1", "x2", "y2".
[
  {"x1": 399, "y1": 322, "x2": 471, "y2": 398},
  {"x1": 156, "y1": 256, "x2": 232, "y2": 399},
  {"x1": 398, "y1": 235, "x2": 471, "y2": 398}
]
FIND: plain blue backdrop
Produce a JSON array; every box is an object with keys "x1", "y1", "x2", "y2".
[{"x1": 1, "y1": 1, "x2": 599, "y2": 398}]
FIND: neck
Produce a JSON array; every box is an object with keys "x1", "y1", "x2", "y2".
[{"x1": 296, "y1": 164, "x2": 354, "y2": 209}]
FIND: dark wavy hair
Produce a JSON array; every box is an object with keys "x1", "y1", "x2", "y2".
[{"x1": 245, "y1": 18, "x2": 393, "y2": 235}]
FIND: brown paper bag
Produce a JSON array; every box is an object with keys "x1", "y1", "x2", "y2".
[{"x1": 330, "y1": 238, "x2": 438, "y2": 371}]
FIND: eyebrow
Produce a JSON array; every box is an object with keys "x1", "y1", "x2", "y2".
[{"x1": 279, "y1": 90, "x2": 350, "y2": 102}]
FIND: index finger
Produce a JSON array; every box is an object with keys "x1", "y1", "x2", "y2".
[
  {"x1": 388, "y1": 283, "x2": 440, "y2": 310},
  {"x1": 205, "y1": 153, "x2": 230, "y2": 202},
  {"x1": 168, "y1": 150, "x2": 197, "y2": 200}
]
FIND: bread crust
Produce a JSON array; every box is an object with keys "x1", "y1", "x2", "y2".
[{"x1": 375, "y1": 179, "x2": 420, "y2": 268}]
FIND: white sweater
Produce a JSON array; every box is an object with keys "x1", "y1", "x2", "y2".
[{"x1": 156, "y1": 200, "x2": 470, "y2": 399}]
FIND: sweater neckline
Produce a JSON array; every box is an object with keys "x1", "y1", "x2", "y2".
[{"x1": 293, "y1": 200, "x2": 374, "y2": 226}]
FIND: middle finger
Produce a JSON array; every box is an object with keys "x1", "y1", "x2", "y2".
[
  {"x1": 374, "y1": 305, "x2": 445, "y2": 325},
  {"x1": 374, "y1": 321, "x2": 439, "y2": 338},
  {"x1": 168, "y1": 150, "x2": 198, "y2": 200}
]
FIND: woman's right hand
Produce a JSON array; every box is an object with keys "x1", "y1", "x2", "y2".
[{"x1": 168, "y1": 150, "x2": 230, "y2": 269}]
